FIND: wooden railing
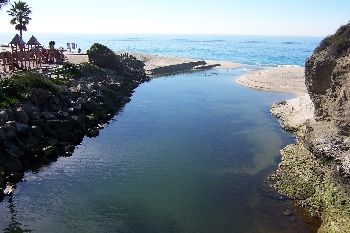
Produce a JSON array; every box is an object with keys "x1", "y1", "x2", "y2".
[{"x1": 0, "y1": 48, "x2": 65, "y2": 73}]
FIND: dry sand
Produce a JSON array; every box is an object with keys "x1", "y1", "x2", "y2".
[{"x1": 236, "y1": 66, "x2": 315, "y2": 130}]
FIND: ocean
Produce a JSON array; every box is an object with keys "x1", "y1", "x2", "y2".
[{"x1": 1, "y1": 33, "x2": 321, "y2": 66}]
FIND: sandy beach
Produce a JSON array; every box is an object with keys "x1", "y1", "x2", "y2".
[{"x1": 236, "y1": 66, "x2": 315, "y2": 131}]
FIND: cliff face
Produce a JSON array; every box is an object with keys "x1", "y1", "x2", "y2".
[
  {"x1": 306, "y1": 24, "x2": 350, "y2": 124},
  {"x1": 304, "y1": 23, "x2": 350, "y2": 175},
  {"x1": 272, "y1": 24, "x2": 350, "y2": 233}
]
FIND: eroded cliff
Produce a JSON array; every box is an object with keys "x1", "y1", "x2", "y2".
[
  {"x1": 305, "y1": 23, "x2": 350, "y2": 175},
  {"x1": 272, "y1": 23, "x2": 350, "y2": 233}
]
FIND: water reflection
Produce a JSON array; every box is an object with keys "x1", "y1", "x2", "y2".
[
  {"x1": 0, "y1": 69, "x2": 318, "y2": 232},
  {"x1": 3, "y1": 196, "x2": 33, "y2": 233}
]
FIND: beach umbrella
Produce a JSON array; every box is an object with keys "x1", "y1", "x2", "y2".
[
  {"x1": 27, "y1": 35, "x2": 41, "y2": 47},
  {"x1": 9, "y1": 34, "x2": 26, "y2": 47},
  {"x1": 9, "y1": 34, "x2": 26, "y2": 53}
]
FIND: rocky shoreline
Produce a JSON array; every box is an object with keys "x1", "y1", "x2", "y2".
[
  {"x1": 259, "y1": 27, "x2": 350, "y2": 233},
  {"x1": 272, "y1": 24, "x2": 350, "y2": 233},
  {"x1": 0, "y1": 44, "x2": 228, "y2": 202},
  {"x1": 237, "y1": 23, "x2": 350, "y2": 232},
  {"x1": 0, "y1": 45, "x2": 149, "y2": 201}
]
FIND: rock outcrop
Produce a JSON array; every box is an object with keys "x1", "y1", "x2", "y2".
[
  {"x1": 305, "y1": 23, "x2": 350, "y2": 175},
  {"x1": 272, "y1": 23, "x2": 350, "y2": 233}
]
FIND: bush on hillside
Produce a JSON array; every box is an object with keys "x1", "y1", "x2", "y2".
[
  {"x1": 0, "y1": 72, "x2": 60, "y2": 107},
  {"x1": 315, "y1": 23, "x2": 350, "y2": 57},
  {"x1": 53, "y1": 63, "x2": 105, "y2": 81},
  {"x1": 87, "y1": 43, "x2": 123, "y2": 72}
]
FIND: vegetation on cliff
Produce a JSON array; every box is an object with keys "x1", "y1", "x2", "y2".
[
  {"x1": 316, "y1": 23, "x2": 350, "y2": 57},
  {"x1": 272, "y1": 144, "x2": 350, "y2": 233}
]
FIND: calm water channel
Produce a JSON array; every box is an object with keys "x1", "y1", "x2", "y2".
[{"x1": 0, "y1": 68, "x2": 317, "y2": 233}]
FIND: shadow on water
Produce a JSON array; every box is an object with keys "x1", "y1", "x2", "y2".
[{"x1": 2, "y1": 197, "x2": 32, "y2": 233}]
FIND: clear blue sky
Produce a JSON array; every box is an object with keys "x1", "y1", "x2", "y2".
[{"x1": 0, "y1": 0, "x2": 349, "y2": 36}]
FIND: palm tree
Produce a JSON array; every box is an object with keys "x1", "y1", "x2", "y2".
[
  {"x1": 7, "y1": 1, "x2": 32, "y2": 38},
  {"x1": 0, "y1": 0, "x2": 10, "y2": 9}
]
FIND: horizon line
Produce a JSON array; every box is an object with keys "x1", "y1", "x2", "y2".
[{"x1": 0, "y1": 31, "x2": 325, "y2": 38}]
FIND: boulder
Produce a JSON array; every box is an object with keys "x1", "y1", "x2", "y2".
[
  {"x1": 14, "y1": 123, "x2": 29, "y2": 135},
  {"x1": 8, "y1": 172, "x2": 24, "y2": 183},
  {"x1": 86, "y1": 127, "x2": 100, "y2": 138},
  {"x1": 22, "y1": 103, "x2": 39, "y2": 115},
  {"x1": 23, "y1": 136, "x2": 41, "y2": 148},
  {"x1": 42, "y1": 146, "x2": 58, "y2": 157},
  {"x1": 46, "y1": 137, "x2": 58, "y2": 146},
  {"x1": 4, "y1": 109, "x2": 14, "y2": 121},
  {"x1": 41, "y1": 112, "x2": 57, "y2": 120},
  {"x1": 5, "y1": 143, "x2": 24, "y2": 159},
  {"x1": 27, "y1": 111, "x2": 41, "y2": 121},
  {"x1": 0, "y1": 127, "x2": 6, "y2": 140},
  {"x1": 30, "y1": 126, "x2": 44, "y2": 139},
  {"x1": 2, "y1": 157, "x2": 23, "y2": 172},
  {"x1": 14, "y1": 107, "x2": 29, "y2": 124},
  {"x1": 6, "y1": 129, "x2": 17, "y2": 140},
  {"x1": 0, "y1": 110, "x2": 9, "y2": 123}
]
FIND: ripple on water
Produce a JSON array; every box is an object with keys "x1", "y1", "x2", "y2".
[{"x1": 0, "y1": 69, "x2": 319, "y2": 233}]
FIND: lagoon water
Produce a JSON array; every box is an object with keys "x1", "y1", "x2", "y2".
[{"x1": 0, "y1": 69, "x2": 318, "y2": 233}]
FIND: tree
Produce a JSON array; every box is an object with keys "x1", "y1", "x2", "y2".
[
  {"x1": 7, "y1": 1, "x2": 32, "y2": 38},
  {"x1": 0, "y1": 0, "x2": 9, "y2": 9},
  {"x1": 49, "y1": 41, "x2": 55, "y2": 49}
]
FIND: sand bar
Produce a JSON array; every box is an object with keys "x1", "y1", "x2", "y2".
[
  {"x1": 236, "y1": 67, "x2": 306, "y2": 96},
  {"x1": 236, "y1": 66, "x2": 315, "y2": 131}
]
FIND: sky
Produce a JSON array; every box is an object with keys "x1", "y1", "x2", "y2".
[{"x1": 0, "y1": 0, "x2": 349, "y2": 36}]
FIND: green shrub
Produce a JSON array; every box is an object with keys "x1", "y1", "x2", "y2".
[
  {"x1": 315, "y1": 23, "x2": 350, "y2": 57},
  {"x1": 87, "y1": 43, "x2": 123, "y2": 72},
  {"x1": 53, "y1": 63, "x2": 83, "y2": 79},
  {"x1": 0, "y1": 72, "x2": 60, "y2": 107},
  {"x1": 78, "y1": 63, "x2": 105, "y2": 77},
  {"x1": 53, "y1": 62, "x2": 105, "y2": 80},
  {"x1": 17, "y1": 72, "x2": 60, "y2": 93}
]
